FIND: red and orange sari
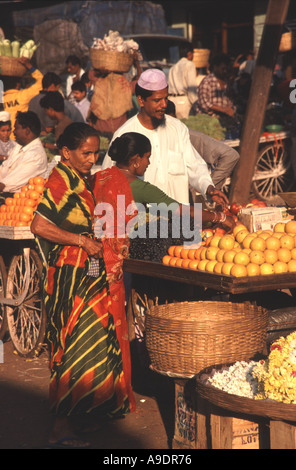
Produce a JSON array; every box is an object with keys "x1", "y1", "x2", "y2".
[{"x1": 91, "y1": 166, "x2": 137, "y2": 412}]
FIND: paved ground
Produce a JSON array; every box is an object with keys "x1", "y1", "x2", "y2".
[{"x1": 0, "y1": 339, "x2": 175, "y2": 450}]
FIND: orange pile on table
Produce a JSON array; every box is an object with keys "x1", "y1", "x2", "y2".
[
  {"x1": 0, "y1": 176, "x2": 45, "y2": 227},
  {"x1": 163, "y1": 220, "x2": 296, "y2": 277}
]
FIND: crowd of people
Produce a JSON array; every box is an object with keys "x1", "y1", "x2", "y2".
[{"x1": 1, "y1": 39, "x2": 293, "y2": 449}]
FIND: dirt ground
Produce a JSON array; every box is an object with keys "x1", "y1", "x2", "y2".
[{"x1": 0, "y1": 338, "x2": 176, "y2": 450}]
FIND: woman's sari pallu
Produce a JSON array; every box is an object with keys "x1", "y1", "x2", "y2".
[
  {"x1": 36, "y1": 162, "x2": 131, "y2": 419},
  {"x1": 91, "y1": 166, "x2": 137, "y2": 412}
]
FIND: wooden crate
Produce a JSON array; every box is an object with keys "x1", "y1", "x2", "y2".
[
  {"x1": 210, "y1": 414, "x2": 260, "y2": 449},
  {"x1": 0, "y1": 226, "x2": 34, "y2": 240},
  {"x1": 270, "y1": 420, "x2": 296, "y2": 449}
]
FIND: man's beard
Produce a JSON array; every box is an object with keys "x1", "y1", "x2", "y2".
[{"x1": 151, "y1": 115, "x2": 166, "y2": 128}]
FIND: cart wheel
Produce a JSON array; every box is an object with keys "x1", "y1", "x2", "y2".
[
  {"x1": 252, "y1": 143, "x2": 294, "y2": 202},
  {"x1": 6, "y1": 249, "x2": 46, "y2": 357},
  {"x1": 0, "y1": 256, "x2": 7, "y2": 341}
]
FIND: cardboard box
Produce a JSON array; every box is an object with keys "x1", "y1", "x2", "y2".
[{"x1": 238, "y1": 206, "x2": 292, "y2": 232}]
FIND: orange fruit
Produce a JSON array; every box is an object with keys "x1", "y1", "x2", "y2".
[
  {"x1": 180, "y1": 248, "x2": 190, "y2": 259},
  {"x1": 19, "y1": 213, "x2": 32, "y2": 223},
  {"x1": 19, "y1": 191, "x2": 27, "y2": 199},
  {"x1": 205, "y1": 246, "x2": 219, "y2": 261},
  {"x1": 231, "y1": 264, "x2": 248, "y2": 277},
  {"x1": 200, "y1": 247, "x2": 208, "y2": 260},
  {"x1": 223, "y1": 249, "x2": 237, "y2": 263},
  {"x1": 258, "y1": 231, "x2": 272, "y2": 240},
  {"x1": 22, "y1": 206, "x2": 34, "y2": 216},
  {"x1": 194, "y1": 245, "x2": 204, "y2": 260},
  {"x1": 274, "y1": 261, "x2": 288, "y2": 274},
  {"x1": 21, "y1": 185, "x2": 28, "y2": 192},
  {"x1": 15, "y1": 221, "x2": 28, "y2": 227},
  {"x1": 28, "y1": 190, "x2": 40, "y2": 200},
  {"x1": 233, "y1": 251, "x2": 250, "y2": 266},
  {"x1": 218, "y1": 235, "x2": 235, "y2": 251},
  {"x1": 250, "y1": 237, "x2": 266, "y2": 252},
  {"x1": 175, "y1": 258, "x2": 184, "y2": 267},
  {"x1": 213, "y1": 262, "x2": 224, "y2": 274},
  {"x1": 264, "y1": 249, "x2": 278, "y2": 265},
  {"x1": 221, "y1": 262, "x2": 234, "y2": 275},
  {"x1": 265, "y1": 236, "x2": 281, "y2": 251},
  {"x1": 168, "y1": 246, "x2": 176, "y2": 257},
  {"x1": 5, "y1": 197, "x2": 14, "y2": 206},
  {"x1": 260, "y1": 263, "x2": 275, "y2": 275},
  {"x1": 272, "y1": 232, "x2": 284, "y2": 239},
  {"x1": 235, "y1": 230, "x2": 249, "y2": 244},
  {"x1": 205, "y1": 260, "x2": 217, "y2": 272},
  {"x1": 181, "y1": 259, "x2": 191, "y2": 268},
  {"x1": 205, "y1": 236, "x2": 213, "y2": 247},
  {"x1": 33, "y1": 176, "x2": 44, "y2": 185},
  {"x1": 174, "y1": 246, "x2": 183, "y2": 258},
  {"x1": 29, "y1": 177, "x2": 35, "y2": 185},
  {"x1": 274, "y1": 222, "x2": 286, "y2": 233},
  {"x1": 288, "y1": 260, "x2": 296, "y2": 272},
  {"x1": 188, "y1": 249, "x2": 197, "y2": 260},
  {"x1": 280, "y1": 234, "x2": 294, "y2": 250},
  {"x1": 0, "y1": 205, "x2": 7, "y2": 213},
  {"x1": 242, "y1": 234, "x2": 256, "y2": 249},
  {"x1": 197, "y1": 259, "x2": 208, "y2": 271},
  {"x1": 249, "y1": 250, "x2": 265, "y2": 265},
  {"x1": 246, "y1": 263, "x2": 260, "y2": 276},
  {"x1": 233, "y1": 224, "x2": 249, "y2": 238},
  {"x1": 169, "y1": 257, "x2": 179, "y2": 266},
  {"x1": 277, "y1": 247, "x2": 292, "y2": 263},
  {"x1": 291, "y1": 248, "x2": 296, "y2": 260},
  {"x1": 24, "y1": 198, "x2": 37, "y2": 207},
  {"x1": 13, "y1": 192, "x2": 20, "y2": 199},
  {"x1": 285, "y1": 220, "x2": 296, "y2": 234},
  {"x1": 162, "y1": 255, "x2": 171, "y2": 265},
  {"x1": 216, "y1": 249, "x2": 226, "y2": 263},
  {"x1": 209, "y1": 236, "x2": 222, "y2": 248}
]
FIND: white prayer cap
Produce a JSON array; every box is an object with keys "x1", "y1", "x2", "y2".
[
  {"x1": 0, "y1": 111, "x2": 11, "y2": 122},
  {"x1": 137, "y1": 68, "x2": 168, "y2": 91}
]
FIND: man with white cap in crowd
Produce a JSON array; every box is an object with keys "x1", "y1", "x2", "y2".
[
  {"x1": 0, "y1": 111, "x2": 17, "y2": 162},
  {"x1": 102, "y1": 68, "x2": 229, "y2": 209}
]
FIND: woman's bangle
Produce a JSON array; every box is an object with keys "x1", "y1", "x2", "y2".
[{"x1": 211, "y1": 211, "x2": 227, "y2": 224}]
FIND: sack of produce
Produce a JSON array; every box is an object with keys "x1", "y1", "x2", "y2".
[{"x1": 90, "y1": 30, "x2": 141, "y2": 73}]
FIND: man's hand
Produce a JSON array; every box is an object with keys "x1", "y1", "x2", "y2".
[
  {"x1": 206, "y1": 185, "x2": 229, "y2": 210},
  {"x1": 17, "y1": 57, "x2": 33, "y2": 70}
]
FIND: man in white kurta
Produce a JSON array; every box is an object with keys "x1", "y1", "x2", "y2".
[
  {"x1": 0, "y1": 111, "x2": 47, "y2": 195},
  {"x1": 168, "y1": 44, "x2": 198, "y2": 119},
  {"x1": 102, "y1": 69, "x2": 228, "y2": 207}
]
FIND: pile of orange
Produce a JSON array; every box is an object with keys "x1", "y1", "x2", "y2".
[
  {"x1": 0, "y1": 176, "x2": 45, "y2": 227},
  {"x1": 163, "y1": 220, "x2": 296, "y2": 277}
]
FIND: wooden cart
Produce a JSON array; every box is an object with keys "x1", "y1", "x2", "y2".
[
  {"x1": 221, "y1": 130, "x2": 292, "y2": 202},
  {"x1": 0, "y1": 226, "x2": 46, "y2": 357}
]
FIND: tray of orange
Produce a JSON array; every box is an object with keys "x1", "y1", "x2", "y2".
[
  {"x1": 0, "y1": 176, "x2": 44, "y2": 240},
  {"x1": 124, "y1": 220, "x2": 296, "y2": 294}
]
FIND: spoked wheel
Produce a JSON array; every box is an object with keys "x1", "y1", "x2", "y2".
[
  {"x1": 6, "y1": 248, "x2": 46, "y2": 357},
  {"x1": 0, "y1": 256, "x2": 7, "y2": 340},
  {"x1": 252, "y1": 142, "x2": 294, "y2": 202}
]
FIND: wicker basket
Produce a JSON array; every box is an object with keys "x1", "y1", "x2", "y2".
[
  {"x1": 195, "y1": 363, "x2": 296, "y2": 421},
  {"x1": 193, "y1": 49, "x2": 210, "y2": 68},
  {"x1": 89, "y1": 48, "x2": 133, "y2": 73},
  {"x1": 279, "y1": 32, "x2": 296, "y2": 52},
  {"x1": 145, "y1": 301, "x2": 267, "y2": 377},
  {"x1": 0, "y1": 56, "x2": 26, "y2": 77}
]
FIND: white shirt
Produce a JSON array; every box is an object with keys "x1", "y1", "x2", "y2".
[
  {"x1": 74, "y1": 97, "x2": 90, "y2": 122},
  {"x1": 0, "y1": 138, "x2": 48, "y2": 192},
  {"x1": 102, "y1": 114, "x2": 213, "y2": 204},
  {"x1": 168, "y1": 58, "x2": 198, "y2": 105},
  {"x1": 66, "y1": 68, "x2": 85, "y2": 102}
]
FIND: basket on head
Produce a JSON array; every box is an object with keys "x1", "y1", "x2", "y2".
[
  {"x1": 89, "y1": 48, "x2": 133, "y2": 73},
  {"x1": 193, "y1": 49, "x2": 210, "y2": 68},
  {"x1": 145, "y1": 301, "x2": 267, "y2": 377},
  {"x1": 0, "y1": 56, "x2": 26, "y2": 77}
]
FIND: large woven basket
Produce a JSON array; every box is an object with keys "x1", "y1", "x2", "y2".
[
  {"x1": 195, "y1": 363, "x2": 296, "y2": 421},
  {"x1": 193, "y1": 49, "x2": 210, "y2": 68},
  {"x1": 0, "y1": 56, "x2": 26, "y2": 77},
  {"x1": 145, "y1": 301, "x2": 267, "y2": 377},
  {"x1": 89, "y1": 48, "x2": 133, "y2": 73}
]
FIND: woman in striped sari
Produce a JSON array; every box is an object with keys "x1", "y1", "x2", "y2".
[{"x1": 30, "y1": 123, "x2": 132, "y2": 449}]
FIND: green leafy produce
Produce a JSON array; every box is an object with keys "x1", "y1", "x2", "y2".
[{"x1": 182, "y1": 115, "x2": 226, "y2": 140}]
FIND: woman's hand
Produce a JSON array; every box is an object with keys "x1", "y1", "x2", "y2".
[
  {"x1": 81, "y1": 236, "x2": 104, "y2": 259},
  {"x1": 220, "y1": 215, "x2": 237, "y2": 233},
  {"x1": 206, "y1": 185, "x2": 229, "y2": 210}
]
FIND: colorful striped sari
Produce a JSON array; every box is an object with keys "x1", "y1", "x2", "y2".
[{"x1": 36, "y1": 162, "x2": 131, "y2": 419}]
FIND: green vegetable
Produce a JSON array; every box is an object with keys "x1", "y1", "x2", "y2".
[
  {"x1": 3, "y1": 39, "x2": 12, "y2": 57},
  {"x1": 182, "y1": 115, "x2": 226, "y2": 141},
  {"x1": 11, "y1": 40, "x2": 20, "y2": 58}
]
